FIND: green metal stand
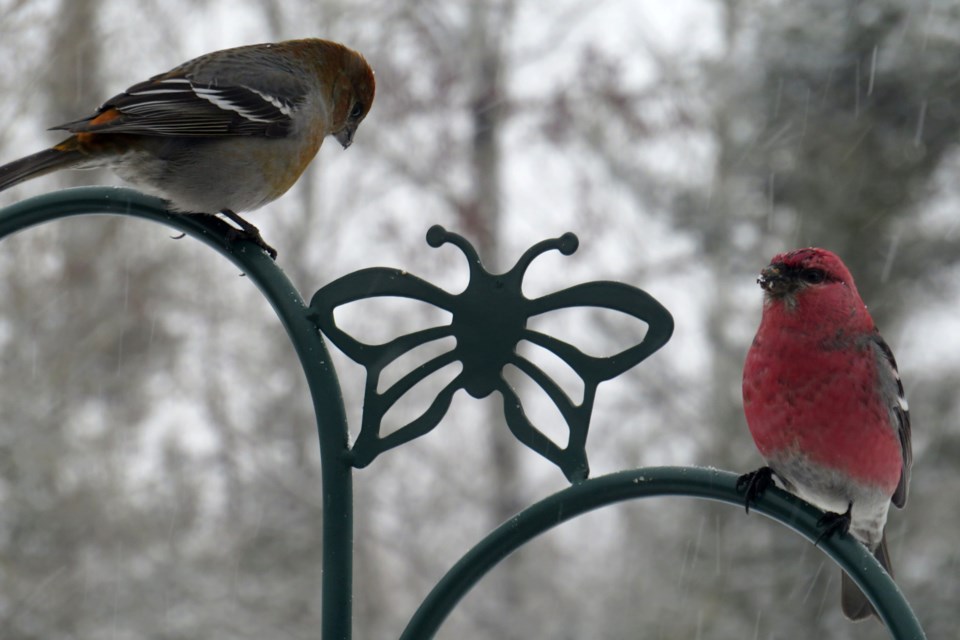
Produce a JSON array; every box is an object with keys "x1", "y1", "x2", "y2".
[{"x1": 0, "y1": 187, "x2": 926, "y2": 639}]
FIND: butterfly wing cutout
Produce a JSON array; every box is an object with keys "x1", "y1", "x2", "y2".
[
  {"x1": 310, "y1": 267, "x2": 464, "y2": 468},
  {"x1": 502, "y1": 282, "x2": 674, "y2": 481}
]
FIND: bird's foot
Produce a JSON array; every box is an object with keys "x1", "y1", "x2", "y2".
[
  {"x1": 815, "y1": 502, "x2": 853, "y2": 546},
  {"x1": 219, "y1": 209, "x2": 278, "y2": 260},
  {"x1": 736, "y1": 466, "x2": 775, "y2": 514}
]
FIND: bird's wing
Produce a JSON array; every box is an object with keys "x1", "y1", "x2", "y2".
[
  {"x1": 871, "y1": 332, "x2": 912, "y2": 508},
  {"x1": 51, "y1": 65, "x2": 306, "y2": 138}
]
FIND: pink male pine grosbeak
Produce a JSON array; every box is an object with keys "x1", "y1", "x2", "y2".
[
  {"x1": 739, "y1": 247, "x2": 912, "y2": 621},
  {"x1": 0, "y1": 39, "x2": 375, "y2": 258}
]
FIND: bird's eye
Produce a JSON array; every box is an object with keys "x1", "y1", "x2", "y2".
[
  {"x1": 349, "y1": 102, "x2": 365, "y2": 119},
  {"x1": 801, "y1": 268, "x2": 826, "y2": 284}
]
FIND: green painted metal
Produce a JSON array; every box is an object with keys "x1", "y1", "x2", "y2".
[
  {"x1": 0, "y1": 187, "x2": 926, "y2": 639},
  {"x1": 310, "y1": 224, "x2": 674, "y2": 482},
  {"x1": 400, "y1": 467, "x2": 925, "y2": 639}
]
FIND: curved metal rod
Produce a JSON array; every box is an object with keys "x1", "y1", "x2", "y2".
[
  {"x1": 400, "y1": 466, "x2": 925, "y2": 640},
  {"x1": 0, "y1": 187, "x2": 354, "y2": 640}
]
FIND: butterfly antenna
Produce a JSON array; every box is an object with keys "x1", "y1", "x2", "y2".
[
  {"x1": 508, "y1": 232, "x2": 579, "y2": 281},
  {"x1": 426, "y1": 225, "x2": 484, "y2": 278}
]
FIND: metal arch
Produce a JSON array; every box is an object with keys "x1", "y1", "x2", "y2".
[
  {"x1": 400, "y1": 467, "x2": 925, "y2": 639},
  {"x1": 0, "y1": 188, "x2": 926, "y2": 640},
  {"x1": 0, "y1": 187, "x2": 355, "y2": 640}
]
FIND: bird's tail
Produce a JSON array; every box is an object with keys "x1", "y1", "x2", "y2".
[
  {"x1": 0, "y1": 138, "x2": 85, "y2": 192},
  {"x1": 841, "y1": 533, "x2": 892, "y2": 621}
]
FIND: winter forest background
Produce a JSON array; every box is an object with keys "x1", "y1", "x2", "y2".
[{"x1": 0, "y1": 0, "x2": 957, "y2": 638}]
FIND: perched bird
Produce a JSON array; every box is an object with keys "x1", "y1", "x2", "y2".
[
  {"x1": 740, "y1": 248, "x2": 911, "y2": 621},
  {"x1": 0, "y1": 38, "x2": 376, "y2": 258}
]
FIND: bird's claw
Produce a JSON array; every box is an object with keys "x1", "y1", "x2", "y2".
[
  {"x1": 224, "y1": 225, "x2": 278, "y2": 260},
  {"x1": 736, "y1": 466, "x2": 775, "y2": 514},
  {"x1": 178, "y1": 212, "x2": 279, "y2": 260},
  {"x1": 815, "y1": 502, "x2": 853, "y2": 546},
  {"x1": 219, "y1": 209, "x2": 278, "y2": 260}
]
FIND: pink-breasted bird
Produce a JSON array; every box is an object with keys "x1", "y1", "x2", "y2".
[
  {"x1": 0, "y1": 38, "x2": 376, "y2": 258},
  {"x1": 740, "y1": 247, "x2": 912, "y2": 621}
]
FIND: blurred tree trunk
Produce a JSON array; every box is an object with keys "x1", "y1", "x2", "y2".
[
  {"x1": 461, "y1": 2, "x2": 526, "y2": 637},
  {"x1": 1, "y1": 2, "x2": 103, "y2": 638}
]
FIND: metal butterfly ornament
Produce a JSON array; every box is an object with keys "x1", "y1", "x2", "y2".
[{"x1": 309, "y1": 226, "x2": 674, "y2": 483}]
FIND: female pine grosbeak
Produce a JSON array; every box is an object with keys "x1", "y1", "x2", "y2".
[
  {"x1": 0, "y1": 38, "x2": 376, "y2": 258},
  {"x1": 740, "y1": 248, "x2": 912, "y2": 621}
]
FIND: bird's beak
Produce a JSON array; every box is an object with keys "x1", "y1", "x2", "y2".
[
  {"x1": 758, "y1": 264, "x2": 791, "y2": 296},
  {"x1": 334, "y1": 125, "x2": 357, "y2": 149}
]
